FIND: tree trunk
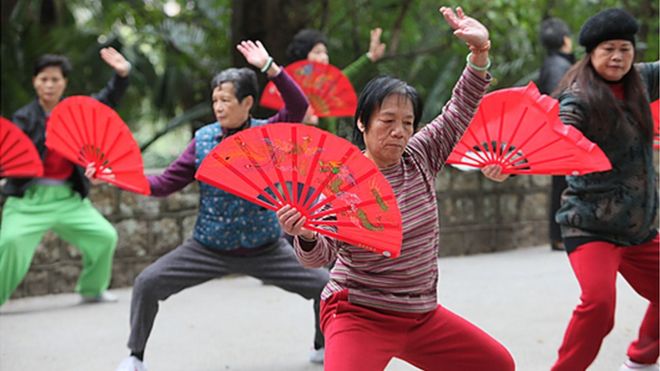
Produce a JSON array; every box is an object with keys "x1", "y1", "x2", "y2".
[
  {"x1": 230, "y1": 0, "x2": 312, "y2": 115},
  {"x1": 231, "y1": 0, "x2": 312, "y2": 66}
]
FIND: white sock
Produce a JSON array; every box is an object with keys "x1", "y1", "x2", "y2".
[{"x1": 625, "y1": 360, "x2": 655, "y2": 368}]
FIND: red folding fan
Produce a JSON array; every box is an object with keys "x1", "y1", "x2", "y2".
[
  {"x1": 447, "y1": 82, "x2": 612, "y2": 175},
  {"x1": 651, "y1": 99, "x2": 659, "y2": 149},
  {"x1": 260, "y1": 61, "x2": 358, "y2": 118},
  {"x1": 45, "y1": 96, "x2": 151, "y2": 195},
  {"x1": 0, "y1": 117, "x2": 44, "y2": 178},
  {"x1": 195, "y1": 123, "x2": 402, "y2": 258}
]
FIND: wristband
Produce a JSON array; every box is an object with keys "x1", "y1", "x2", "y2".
[
  {"x1": 260, "y1": 57, "x2": 274, "y2": 73},
  {"x1": 466, "y1": 52, "x2": 491, "y2": 72}
]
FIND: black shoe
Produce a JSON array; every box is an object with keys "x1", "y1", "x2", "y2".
[{"x1": 551, "y1": 240, "x2": 565, "y2": 251}]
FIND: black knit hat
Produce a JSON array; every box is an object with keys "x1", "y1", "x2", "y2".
[
  {"x1": 286, "y1": 29, "x2": 327, "y2": 63},
  {"x1": 579, "y1": 8, "x2": 638, "y2": 52}
]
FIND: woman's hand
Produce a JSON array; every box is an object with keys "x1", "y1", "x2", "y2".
[
  {"x1": 481, "y1": 164, "x2": 510, "y2": 182},
  {"x1": 276, "y1": 204, "x2": 316, "y2": 240},
  {"x1": 236, "y1": 40, "x2": 281, "y2": 77},
  {"x1": 440, "y1": 6, "x2": 490, "y2": 75},
  {"x1": 84, "y1": 163, "x2": 104, "y2": 185},
  {"x1": 100, "y1": 47, "x2": 131, "y2": 78},
  {"x1": 439, "y1": 7, "x2": 489, "y2": 50},
  {"x1": 367, "y1": 28, "x2": 387, "y2": 62},
  {"x1": 85, "y1": 162, "x2": 115, "y2": 185},
  {"x1": 303, "y1": 106, "x2": 319, "y2": 125}
]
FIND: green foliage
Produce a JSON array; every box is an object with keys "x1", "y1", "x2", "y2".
[{"x1": 2, "y1": 0, "x2": 658, "y2": 166}]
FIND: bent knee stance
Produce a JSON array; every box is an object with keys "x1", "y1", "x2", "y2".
[
  {"x1": 132, "y1": 268, "x2": 174, "y2": 302},
  {"x1": 97, "y1": 223, "x2": 118, "y2": 250},
  {"x1": 579, "y1": 294, "x2": 616, "y2": 335},
  {"x1": 490, "y1": 345, "x2": 516, "y2": 371}
]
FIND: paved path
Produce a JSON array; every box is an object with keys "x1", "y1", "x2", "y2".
[{"x1": 0, "y1": 246, "x2": 648, "y2": 371}]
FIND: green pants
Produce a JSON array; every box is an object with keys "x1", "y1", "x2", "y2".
[{"x1": 0, "y1": 184, "x2": 117, "y2": 305}]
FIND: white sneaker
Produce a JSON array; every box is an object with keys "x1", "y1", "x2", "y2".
[
  {"x1": 619, "y1": 360, "x2": 660, "y2": 371},
  {"x1": 116, "y1": 356, "x2": 147, "y2": 371},
  {"x1": 80, "y1": 291, "x2": 118, "y2": 304},
  {"x1": 309, "y1": 347, "x2": 324, "y2": 364}
]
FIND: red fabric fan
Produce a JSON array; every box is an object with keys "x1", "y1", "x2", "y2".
[
  {"x1": 260, "y1": 61, "x2": 357, "y2": 118},
  {"x1": 447, "y1": 82, "x2": 612, "y2": 175},
  {"x1": 195, "y1": 123, "x2": 402, "y2": 258},
  {"x1": 651, "y1": 99, "x2": 659, "y2": 149},
  {"x1": 0, "y1": 117, "x2": 44, "y2": 178},
  {"x1": 45, "y1": 96, "x2": 151, "y2": 195}
]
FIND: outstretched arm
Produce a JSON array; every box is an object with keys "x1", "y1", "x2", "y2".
[
  {"x1": 407, "y1": 6, "x2": 491, "y2": 174},
  {"x1": 100, "y1": 47, "x2": 131, "y2": 78},
  {"x1": 93, "y1": 47, "x2": 131, "y2": 107},
  {"x1": 343, "y1": 28, "x2": 387, "y2": 91},
  {"x1": 367, "y1": 28, "x2": 387, "y2": 63},
  {"x1": 236, "y1": 40, "x2": 281, "y2": 78},
  {"x1": 83, "y1": 139, "x2": 197, "y2": 194},
  {"x1": 440, "y1": 6, "x2": 490, "y2": 77},
  {"x1": 146, "y1": 140, "x2": 197, "y2": 197},
  {"x1": 237, "y1": 40, "x2": 309, "y2": 122}
]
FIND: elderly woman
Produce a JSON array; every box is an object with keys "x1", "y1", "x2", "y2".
[
  {"x1": 286, "y1": 26, "x2": 386, "y2": 133},
  {"x1": 277, "y1": 6, "x2": 514, "y2": 371},
  {"x1": 115, "y1": 41, "x2": 329, "y2": 371},
  {"x1": 550, "y1": 8, "x2": 659, "y2": 371}
]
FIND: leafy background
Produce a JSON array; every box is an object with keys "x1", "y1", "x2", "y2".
[{"x1": 2, "y1": 0, "x2": 658, "y2": 166}]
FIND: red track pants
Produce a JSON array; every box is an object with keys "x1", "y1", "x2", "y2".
[
  {"x1": 320, "y1": 290, "x2": 515, "y2": 371},
  {"x1": 552, "y1": 235, "x2": 660, "y2": 371}
]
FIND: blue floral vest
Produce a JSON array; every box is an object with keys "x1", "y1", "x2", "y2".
[{"x1": 193, "y1": 119, "x2": 282, "y2": 250}]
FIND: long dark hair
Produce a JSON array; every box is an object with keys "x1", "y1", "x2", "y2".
[{"x1": 555, "y1": 55, "x2": 653, "y2": 142}]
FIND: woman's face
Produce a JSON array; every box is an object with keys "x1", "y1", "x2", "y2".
[
  {"x1": 33, "y1": 66, "x2": 67, "y2": 109},
  {"x1": 212, "y1": 82, "x2": 252, "y2": 129},
  {"x1": 590, "y1": 40, "x2": 634, "y2": 82},
  {"x1": 361, "y1": 94, "x2": 415, "y2": 168},
  {"x1": 307, "y1": 43, "x2": 329, "y2": 64}
]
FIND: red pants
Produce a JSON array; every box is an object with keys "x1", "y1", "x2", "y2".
[
  {"x1": 552, "y1": 235, "x2": 660, "y2": 371},
  {"x1": 320, "y1": 290, "x2": 514, "y2": 371}
]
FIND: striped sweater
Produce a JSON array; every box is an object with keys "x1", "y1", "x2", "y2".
[{"x1": 294, "y1": 67, "x2": 491, "y2": 313}]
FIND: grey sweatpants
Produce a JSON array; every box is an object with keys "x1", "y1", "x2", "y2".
[{"x1": 127, "y1": 238, "x2": 329, "y2": 353}]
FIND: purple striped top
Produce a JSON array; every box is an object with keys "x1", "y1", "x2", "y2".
[{"x1": 294, "y1": 67, "x2": 491, "y2": 313}]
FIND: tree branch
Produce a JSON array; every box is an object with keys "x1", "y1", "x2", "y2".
[
  {"x1": 319, "y1": 0, "x2": 329, "y2": 30},
  {"x1": 140, "y1": 103, "x2": 211, "y2": 151},
  {"x1": 387, "y1": 0, "x2": 413, "y2": 56}
]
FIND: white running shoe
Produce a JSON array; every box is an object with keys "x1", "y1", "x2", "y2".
[
  {"x1": 309, "y1": 347, "x2": 324, "y2": 364},
  {"x1": 619, "y1": 360, "x2": 660, "y2": 371},
  {"x1": 80, "y1": 291, "x2": 118, "y2": 304},
  {"x1": 116, "y1": 356, "x2": 147, "y2": 371}
]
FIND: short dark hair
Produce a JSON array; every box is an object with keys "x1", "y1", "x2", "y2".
[
  {"x1": 352, "y1": 76, "x2": 423, "y2": 149},
  {"x1": 210, "y1": 67, "x2": 259, "y2": 103},
  {"x1": 286, "y1": 29, "x2": 327, "y2": 63},
  {"x1": 540, "y1": 18, "x2": 571, "y2": 52},
  {"x1": 33, "y1": 54, "x2": 72, "y2": 77}
]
